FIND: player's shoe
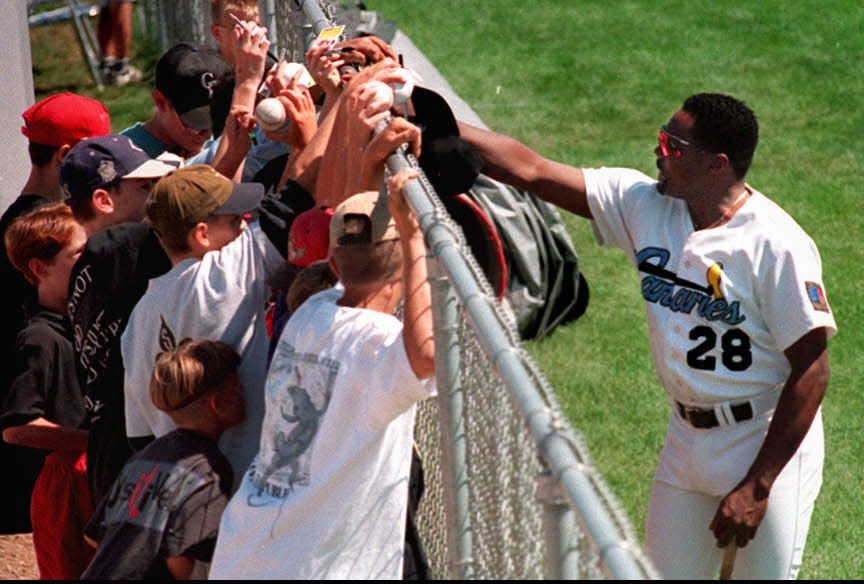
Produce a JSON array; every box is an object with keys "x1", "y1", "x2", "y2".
[
  {"x1": 108, "y1": 63, "x2": 144, "y2": 87},
  {"x1": 100, "y1": 57, "x2": 144, "y2": 87}
]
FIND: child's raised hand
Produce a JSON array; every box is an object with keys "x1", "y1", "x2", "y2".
[{"x1": 387, "y1": 169, "x2": 420, "y2": 236}]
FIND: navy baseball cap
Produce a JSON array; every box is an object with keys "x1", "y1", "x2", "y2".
[
  {"x1": 155, "y1": 43, "x2": 232, "y2": 132},
  {"x1": 60, "y1": 134, "x2": 175, "y2": 203}
]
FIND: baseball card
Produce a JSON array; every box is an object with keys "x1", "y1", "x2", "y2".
[{"x1": 315, "y1": 25, "x2": 345, "y2": 45}]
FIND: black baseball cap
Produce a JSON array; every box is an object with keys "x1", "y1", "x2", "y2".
[
  {"x1": 410, "y1": 86, "x2": 484, "y2": 198},
  {"x1": 155, "y1": 43, "x2": 231, "y2": 132}
]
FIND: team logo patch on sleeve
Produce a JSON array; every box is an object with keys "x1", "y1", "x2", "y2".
[{"x1": 805, "y1": 281, "x2": 830, "y2": 312}]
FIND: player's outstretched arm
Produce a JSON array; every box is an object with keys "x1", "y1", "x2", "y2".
[
  {"x1": 457, "y1": 121, "x2": 592, "y2": 219},
  {"x1": 709, "y1": 327, "x2": 830, "y2": 548}
]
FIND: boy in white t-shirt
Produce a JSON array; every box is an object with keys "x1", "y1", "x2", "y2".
[
  {"x1": 209, "y1": 168, "x2": 435, "y2": 580},
  {"x1": 120, "y1": 164, "x2": 314, "y2": 486}
]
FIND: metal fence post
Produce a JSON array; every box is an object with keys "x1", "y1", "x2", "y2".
[
  {"x1": 428, "y1": 257, "x2": 475, "y2": 579},
  {"x1": 262, "y1": 0, "x2": 277, "y2": 47},
  {"x1": 537, "y1": 464, "x2": 580, "y2": 579}
]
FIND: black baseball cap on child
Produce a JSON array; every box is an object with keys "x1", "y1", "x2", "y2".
[{"x1": 155, "y1": 43, "x2": 231, "y2": 132}]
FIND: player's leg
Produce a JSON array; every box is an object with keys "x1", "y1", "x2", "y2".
[
  {"x1": 733, "y1": 411, "x2": 824, "y2": 579},
  {"x1": 645, "y1": 479, "x2": 722, "y2": 578},
  {"x1": 97, "y1": 1, "x2": 127, "y2": 70},
  {"x1": 97, "y1": 1, "x2": 142, "y2": 86}
]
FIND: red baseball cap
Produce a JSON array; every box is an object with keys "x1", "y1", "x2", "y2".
[
  {"x1": 21, "y1": 92, "x2": 111, "y2": 147},
  {"x1": 289, "y1": 206, "x2": 334, "y2": 267}
]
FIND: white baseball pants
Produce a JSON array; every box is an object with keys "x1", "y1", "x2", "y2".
[{"x1": 645, "y1": 409, "x2": 823, "y2": 579}]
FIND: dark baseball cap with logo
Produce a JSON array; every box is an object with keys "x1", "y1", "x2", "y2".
[
  {"x1": 60, "y1": 134, "x2": 175, "y2": 203},
  {"x1": 155, "y1": 43, "x2": 231, "y2": 132}
]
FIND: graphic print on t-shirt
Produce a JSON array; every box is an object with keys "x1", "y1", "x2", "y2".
[
  {"x1": 101, "y1": 459, "x2": 209, "y2": 529},
  {"x1": 253, "y1": 347, "x2": 338, "y2": 497}
]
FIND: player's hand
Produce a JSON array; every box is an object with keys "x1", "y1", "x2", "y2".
[
  {"x1": 709, "y1": 477, "x2": 770, "y2": 548},
  {"x1": 342, "y1": 58, "x2": 403, "y2": 97},
  {"x1": 336, "y1": 36, "x2": 398, "y2": 65}
]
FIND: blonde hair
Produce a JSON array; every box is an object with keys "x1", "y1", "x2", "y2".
[
  {"x1": 210, "y1": 0, "x2": 260, "y2": 24},
  {"x1": 149, "y1": 338, "x2": 240, "y2": 412}
]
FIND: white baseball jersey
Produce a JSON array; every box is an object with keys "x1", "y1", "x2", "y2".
[
  {"x1": 584, "y1": 166, "x2": 837, "y2": 578},
  {"x1": 584, "y1": 167, "x2": 836, "y2": 408}
]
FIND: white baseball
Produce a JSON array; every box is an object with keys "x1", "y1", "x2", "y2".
[
  {"x1": 364, "y1": 80, "x2": 395, "y2": 112},
  {"x1": 255, "y1": 97, "x2": 286, "y2": 132},
  {"x1": 279, "y1": 62, "x2": 314, "y2": 88}
]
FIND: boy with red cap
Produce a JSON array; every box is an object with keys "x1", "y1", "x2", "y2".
[
  {"x1": 18, "y1": 92, "x2": 112, "y2": 203},
  {"x1": 265, "y1": 205, "x2": 334, "y2": 362},
  {"x1": 0, "y1": 92, "x2": 110, "y2": 535}
]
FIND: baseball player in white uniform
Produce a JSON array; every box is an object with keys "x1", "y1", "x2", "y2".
[{"x1": 459, "y1": 93, "x2": 836, "y2": 579}]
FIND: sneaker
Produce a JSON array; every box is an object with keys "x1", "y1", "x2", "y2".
[
  {"x1": 109, "y1": 63, "x2": 144, "y2": 87},
  {"x1": 98, "y1": 57, "x2": 116, "y2": 85}
]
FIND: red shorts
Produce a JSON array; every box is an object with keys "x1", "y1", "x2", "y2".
[{"x1": 31, "y1": 450, "x2": 94, "y2": 579}]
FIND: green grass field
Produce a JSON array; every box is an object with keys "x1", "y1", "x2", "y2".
[
  {"x1": 365, "y1": 1, "x2": 862, "y2": 579},
  {"x1": 30, "y1": 1, "x2": 862, "y2": 579}
]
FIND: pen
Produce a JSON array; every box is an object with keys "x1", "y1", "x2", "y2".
[
  {"x1": 258, "y1": 49, "x2": 289, "y2": 99},
  {"x1": 228, "y1": 12, "x2": 280, "y2": 62}
]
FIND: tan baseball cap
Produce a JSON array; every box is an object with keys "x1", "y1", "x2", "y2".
[
  {"x1": 146, "y1": 164, "x2": 264, "y2": 242},
  {"x1": 329, "y1": 190, "x2": 398, "y2": 248}
]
